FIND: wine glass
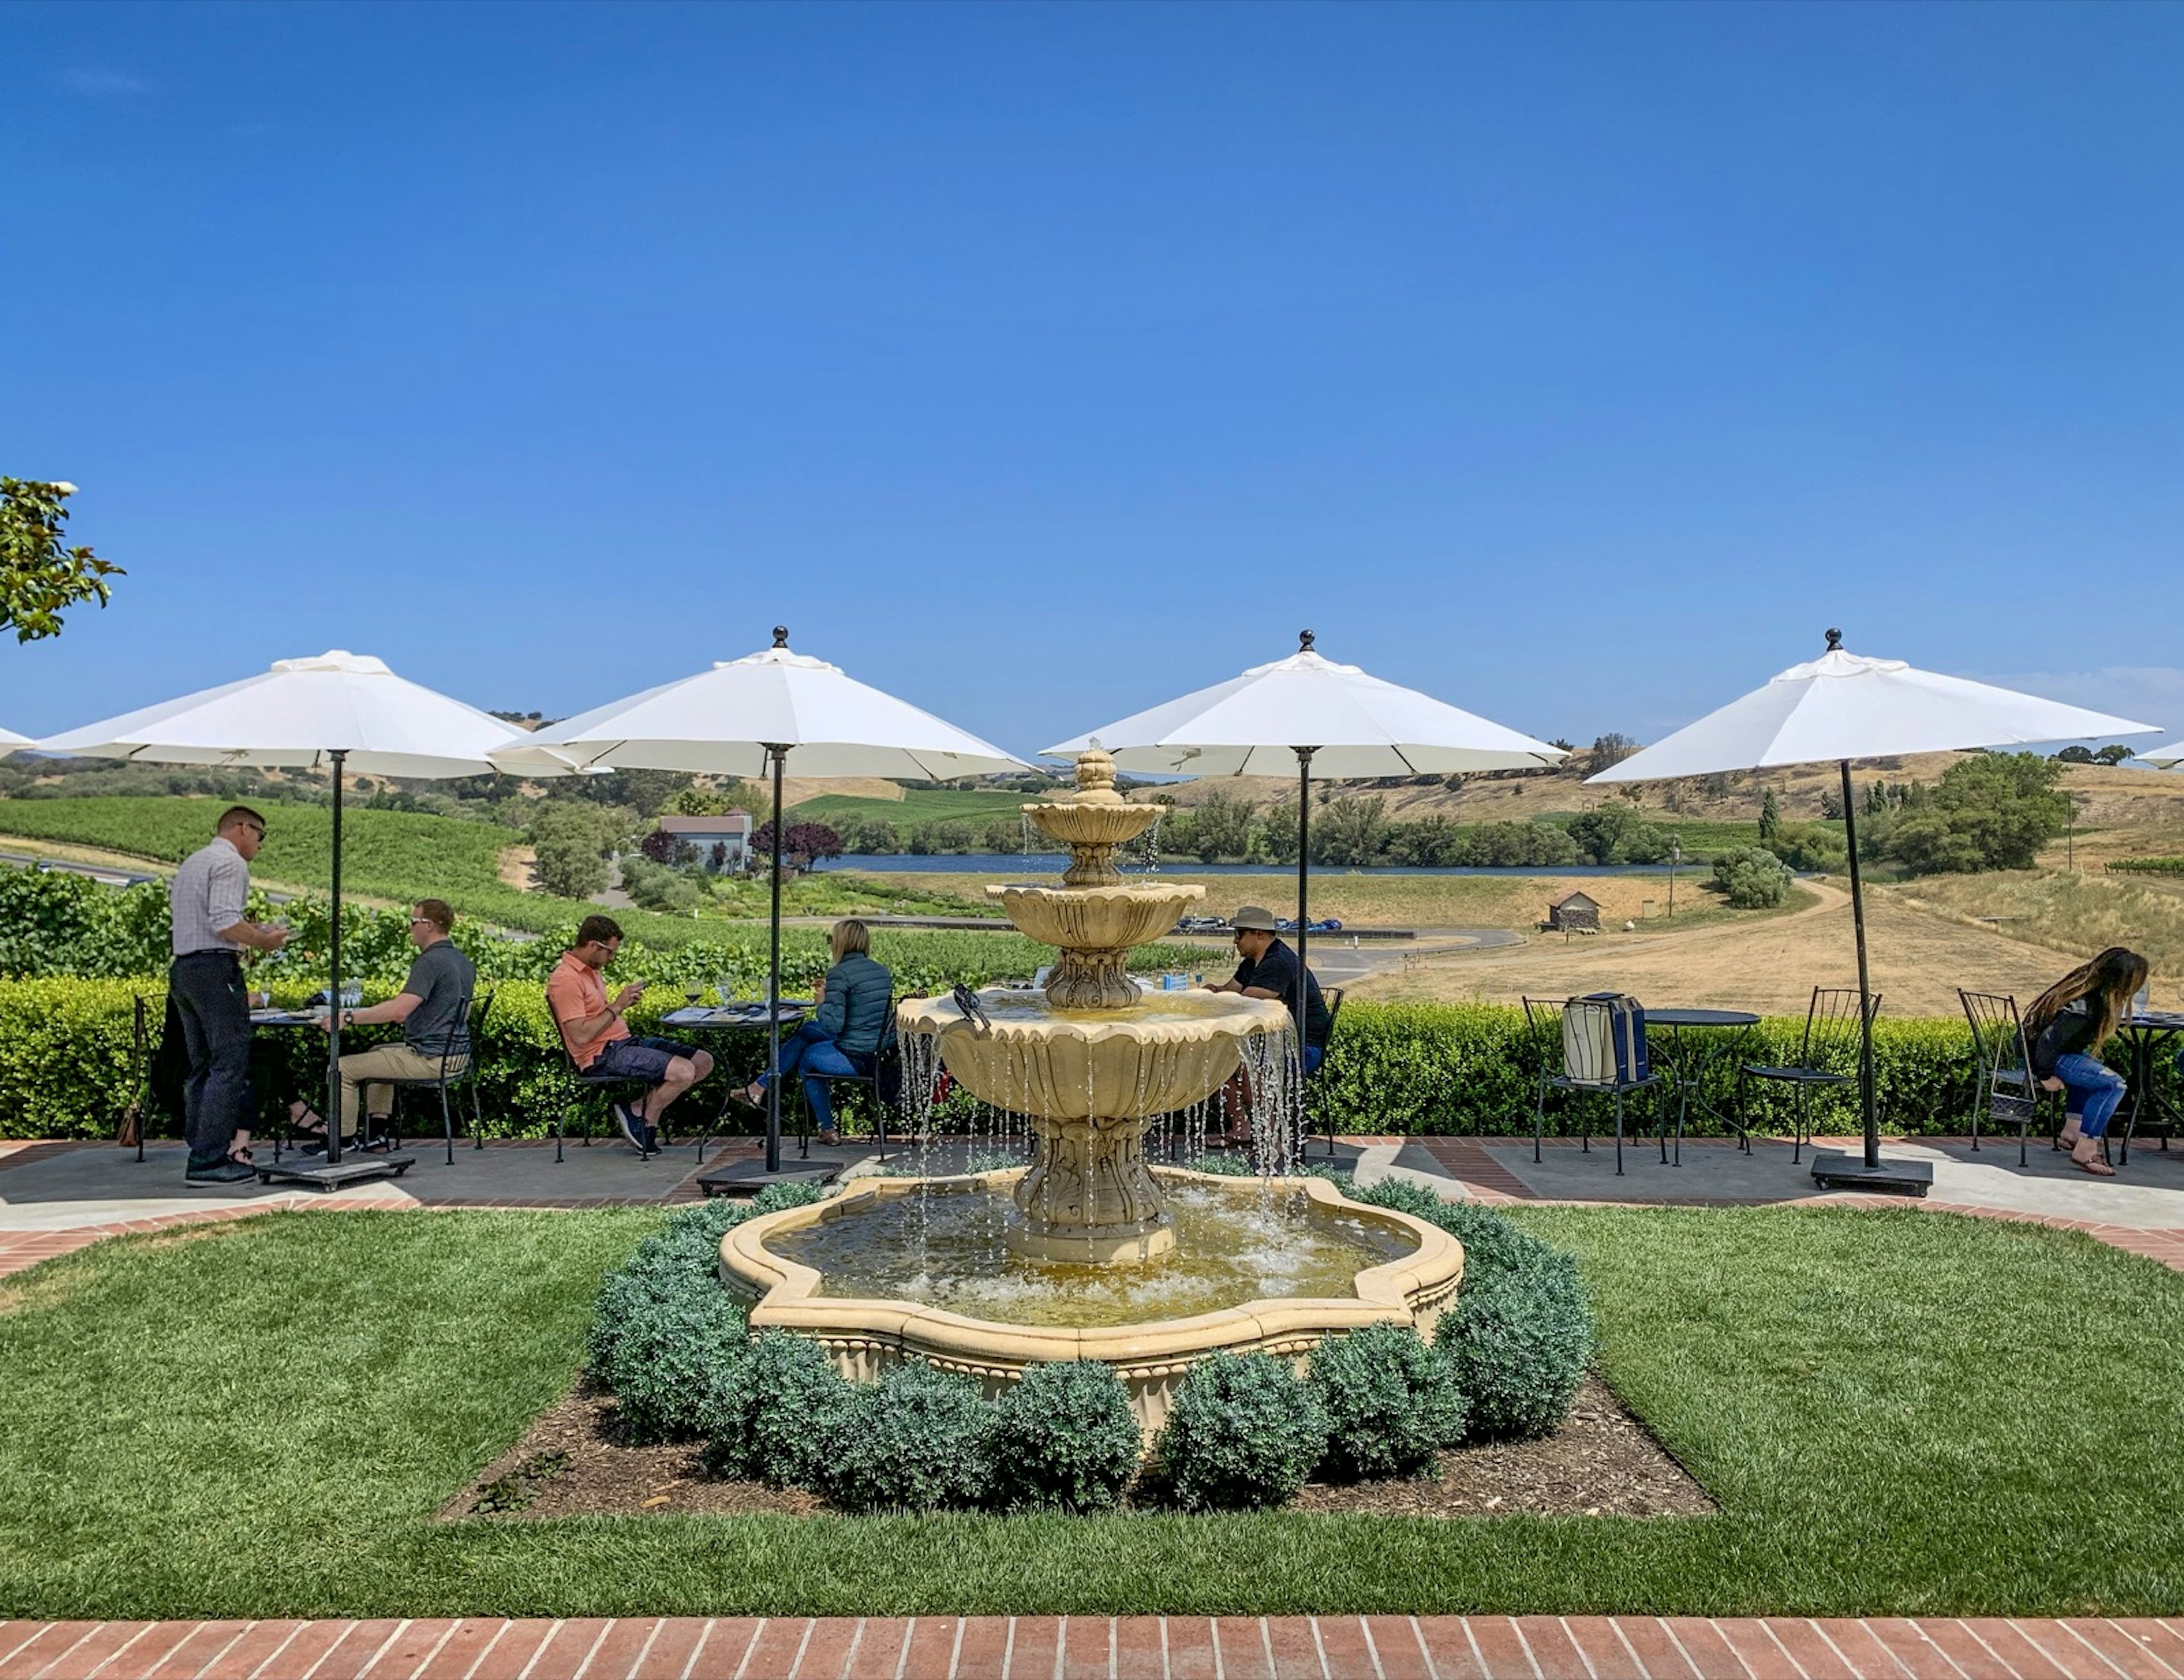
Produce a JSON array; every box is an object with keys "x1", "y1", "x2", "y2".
[{"x1": 684, "y1": 980, "x2": 703, "y2": 1012}]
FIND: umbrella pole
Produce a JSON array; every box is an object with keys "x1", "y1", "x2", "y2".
[
  {"x1": 1293, "y1": 744, "x2": 1317, "y2": 1158},
  {"x1": 1840, "y1": 758, "x2": 1879, "y2": 1169},
  {"x1": 766, "y1": 744, "x2": 788, "y2": 1177},
  {"x1": 326, "y1": 750, "x2": 346, "y2": 1168}
]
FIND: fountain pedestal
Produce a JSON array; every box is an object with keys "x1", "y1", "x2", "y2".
[{"x1": 1012, "y1": 1114, "x2": 1175, "y2": 1263}]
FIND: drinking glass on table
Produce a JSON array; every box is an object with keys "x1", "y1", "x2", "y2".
[{"x1": 684, "y1": 981, "x2": 703, "y2": 1011}]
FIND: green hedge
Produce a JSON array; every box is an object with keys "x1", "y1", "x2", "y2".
[
  {"x1": 2109, "y1": 857, "x2": 2184, "y2": 876},
  {"x1": 5, "y1": 982, "x2": 2157, "y2": 1143}
]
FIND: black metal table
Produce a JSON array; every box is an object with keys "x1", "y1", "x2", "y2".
[
  {"x1": 246, "y1": 1008, "x2": 416, "y2": 1186},
  {"x1": 658, "y1": 1001, "x2": 813, "y2": 1158},
  {"x1": 1645, "y1": 1008, "x2": 1762, "y2": 1166},
  {"x1": 2117, "y1": 1011, "x2": 2184, "y2": 1166}
]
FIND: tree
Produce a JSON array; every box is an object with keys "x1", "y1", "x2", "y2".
[
  {"x1": 2055, "y1": 746, "x2": 2095, "y2": 764},
  {"x1": 2, "y1": 479, "x2": 122, "y2": 642},
  {"x1": 1185, "y1": 793, "x2": 1256, "y2": 863},
  {"x1": 1712, "y1": 846, "x2": 1792, "y2": 908},
  {"x1": 1312, "y1": 796, "x2": 1389, "y2": 866},
  {"x1": 529, "y1": 800, "x2": 622, "y2": 899},
  {"x1": 1258, "y1": 800, "x2": 1301, "y2": 864},
  {"x1": 2095, "y1": 744, "x2": 2132, "y2": 765},
  {"x1": 1758, "y1": 789, "x2": 1781, "y2": 843},
  {"x1": 754, "y1": 820, "x2": 845, "y2": 873},
  {"x1": 1588, "y1": 733, "x2": 1637, "y2": 773},
  {"x1": 1566, "y1": 802, "x2": 1668, "y2": 865},
  {"x1": 1883, "y1": 752, "x2": 2071, "y2": 875}
]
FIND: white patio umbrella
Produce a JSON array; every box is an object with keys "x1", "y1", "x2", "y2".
[
  {"x1": 38, "y1": 651, "x2": 533, "y2": 1183},
  {"x1": 2138, "y1": 740, "x2": 2184, "y2": 768},
  {"x1": 1046, "y1": 631, "x2": 1566, "y2": 1119},
  {"x1": 493, "y1": 627, "x2": 1031, "y2": 1180},
  {"x1": 0, "y1": 725, "x2": 31, "y2": 758},
  {"x1": 1589, "y1": 628, "x2": 2161, "y2": 1192}
]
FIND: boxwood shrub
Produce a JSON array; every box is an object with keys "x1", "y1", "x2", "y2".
[
  {"x1": 697, "y1": 1330, "x2": 853, "y2": 1489},
  {"x1": 1350, "y1": 1180, "x2": 1596, "y2": 1441},
  {"x1": 1155, "y1": 1351, "x2": 1329, "y2": 1511},
  {"x1": 818, "y1": 1360, "x2": 1000, "y2": 1514},
  {"x1": 1307, "y1": 1322, "x2": 1467, "y2": 1481},
  {"x1": 992, "y1": 1359, "x2": 1143, "y2": 1513},
  {"x1": 1436, "y1": 1249, "x2": 1596, "y2": 1441}
]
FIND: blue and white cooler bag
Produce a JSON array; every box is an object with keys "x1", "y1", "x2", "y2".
[{"x1": 1562, "y1": 992, "x2": 1649, "y2": 1086}]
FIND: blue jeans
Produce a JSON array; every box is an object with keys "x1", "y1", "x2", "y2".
[
  {"x1": 2057, "y1": 1052, "x2": 2125, "y2": 1140},
  {"x1": 756, "y1": 1020, "x2": 866, "y2": 1133}
]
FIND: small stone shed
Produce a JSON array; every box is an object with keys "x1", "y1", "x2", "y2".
[{"x1": 1544, "y1": 889, "x2": 1601, "y2": 933}]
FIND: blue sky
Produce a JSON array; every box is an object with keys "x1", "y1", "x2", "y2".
[{"x1": 4, "y1": 2, "x2": 2179, "y2": 758}]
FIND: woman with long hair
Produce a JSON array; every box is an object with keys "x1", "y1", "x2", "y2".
[{"x1": 2022, "y1": 946, "x2": 2148, "y2": 1177}]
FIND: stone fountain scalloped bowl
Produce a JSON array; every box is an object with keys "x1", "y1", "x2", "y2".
[
  {"x1": 718, "y1": 1167, "x2": 1467, "y2": 1437},
  {"x1": 895, "y1": 987, "x2": 1284, "y2": 1119},
  {"x1": 985, "y1": 882, "x2": 1203, "y2": 953}
]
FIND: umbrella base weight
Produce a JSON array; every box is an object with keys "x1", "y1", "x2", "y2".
[
  {"x1": 1808, "y1": 1150, "x2": 1933, "y2": 1197},
  {"x1": 697, "y1": 1160, "x2": 842, "y2": 1199},
  {"x1": 255, "y1": 1153, "x2": 416, "y2": 1192}
]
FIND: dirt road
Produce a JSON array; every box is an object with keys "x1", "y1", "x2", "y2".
[{"x1": 1350, "y1": 878, "x2": 2086, "y2": 1017}]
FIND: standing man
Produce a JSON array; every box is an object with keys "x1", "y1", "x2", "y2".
[
  {"x1": 169, "y1": 805, "x2": 286, "y2": 1184},
  {"x1": 312, "y1": 899, "x2": 477, "y2": 1147},
  {"x1": 545, "y1": 914, "x2": 713, "y2": 1156}
]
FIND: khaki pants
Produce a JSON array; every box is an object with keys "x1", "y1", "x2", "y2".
[{"x1": 337, "y1": 1042, "x2": 468, "y2": 1133}]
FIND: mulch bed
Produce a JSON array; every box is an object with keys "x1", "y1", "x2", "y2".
[{"x1": 445, "y1": 1372, "x2": 1713, "y2": 1521}]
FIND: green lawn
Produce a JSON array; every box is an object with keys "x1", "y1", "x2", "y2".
[{"x1": 1, "y1": 1203, "x2": 2179, "y2": 1618}]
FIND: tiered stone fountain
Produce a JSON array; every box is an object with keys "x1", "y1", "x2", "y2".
[{"x1": 718, "y1": 751, "x2": 1465, "y2": 1432}]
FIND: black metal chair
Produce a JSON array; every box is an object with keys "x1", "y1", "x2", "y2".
[
  {"x1": 1306, "y1": 986, "x2": 1346, "y2": 1157},
  {"x1": 798, "y1": 995, "x2": 902, "y2": 1161},
  {"x1": 1959, "y1": 990, "x2": 2050, "y2": 1166},
  {"x1": 551, "y1": 1016, "x2": 656, "y2": 1164},
  {"x1": 373, "y1": 989, "x2": 495, "y2": 1166},
  {"x1": 1736, "y1": 986, "x2": 1877, "y2": 1165},
  {"x1": 1521, "y1": 995, "x2": 1668, "y2": 1176}
]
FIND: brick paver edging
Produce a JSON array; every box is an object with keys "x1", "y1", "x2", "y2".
[{"x1": 5, "y1": 1613, "x2": 2182, "y2": 1678}]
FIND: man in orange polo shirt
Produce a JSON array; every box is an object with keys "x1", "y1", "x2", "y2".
[{"x1": 545, "y1": 914, "x2": 713, "y2": 1156}]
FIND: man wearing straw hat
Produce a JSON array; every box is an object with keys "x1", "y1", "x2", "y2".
[{"x1": 1204, "y1": 904, "x2": 1331, "y2": 1143}]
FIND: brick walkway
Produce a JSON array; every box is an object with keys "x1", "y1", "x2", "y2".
[{"x1": 5, "y1": 1614, "x2": 2182, "y2": 1678}]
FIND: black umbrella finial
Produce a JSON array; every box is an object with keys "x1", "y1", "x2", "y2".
[
  {"x1": 772, "y1": 625, "x2": 790, "y2": 648},
  {"x1": 1824, "y1": 627, "x2": 1843, "y2": 652},
  {"x1": 1298, "y1": 629, "x2": 1316, "y2": 653}
]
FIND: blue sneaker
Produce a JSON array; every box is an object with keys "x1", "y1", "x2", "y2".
[
  {"x1": 613, "y1": 1102, "x2": 646, "y2": 1152},
  {"x1": 642, "y1": 1123, "x2": 662, "y2": 1157}
]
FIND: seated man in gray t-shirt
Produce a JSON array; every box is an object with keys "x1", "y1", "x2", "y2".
[{"x1": 303, "y1": 899, "x2": 479, "y2": 1144}]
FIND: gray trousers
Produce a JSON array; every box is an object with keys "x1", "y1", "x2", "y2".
[{"x1": 169, "y1": 951, "x2": 252, "y2": 1169}]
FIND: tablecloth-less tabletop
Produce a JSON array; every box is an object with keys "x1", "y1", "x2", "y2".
[{"x1": 1645, "y1": 1008, "x2": 1762, "y2": 1165}]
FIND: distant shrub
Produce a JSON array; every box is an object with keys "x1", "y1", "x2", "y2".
[
  {"x1": 1712, "y1": 846, "x2": 1793, "y2": 908},
  {"x1": 1436, "y1": 1251, "x2": 1595, "y2": 1441},
  {"x1": 993, "y1": 1360, "x2": 1143, "y2": 1513},
  {"x1": 820, "y1": 1361, "x2": 999, "y2": 1513},
  {"x1": 698, "y1": 1330, "x2": 852, "y2": 1488},
  {"x1": 1155, "y1": 1351, "x2": 1328, "y2": 1511},
  {"x1": 1309, "y1": 1322, "x2": 1468, "y2": 1481}
]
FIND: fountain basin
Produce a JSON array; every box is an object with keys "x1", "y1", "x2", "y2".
[
  {"x1": 719, "y1": 1168, "x2": 1466, "y2": 1437},
  {"x1": 896, "y1": 988, "x2": 1287, "y2": 1118}
]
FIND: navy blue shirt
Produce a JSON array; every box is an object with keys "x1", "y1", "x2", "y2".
[{"x1": 1232, "y1": 938, "x2": 1331, "y2": 1047}]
